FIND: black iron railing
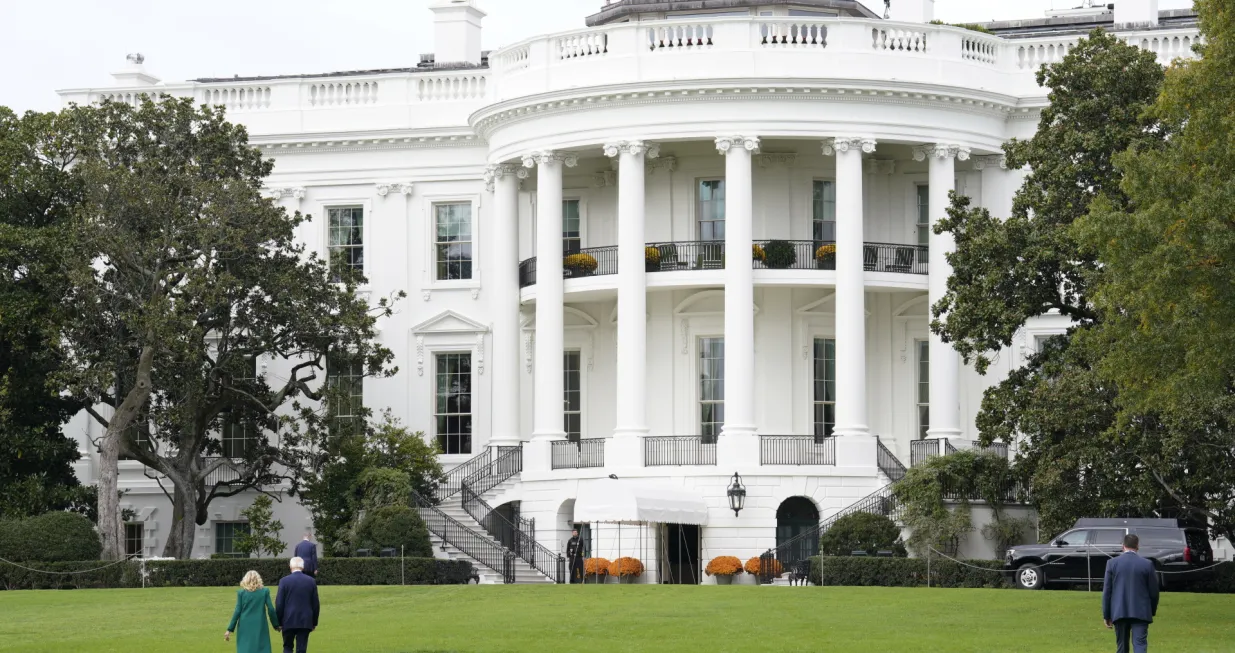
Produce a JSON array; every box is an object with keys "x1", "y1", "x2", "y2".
[
  {"x1": 646, "y1": 241, "x2": 727, "y2": 272},
  {"x1": 643, "y1": 436, "x2": 717, "y2": 466},
  {"x1": 412, "y1": 490, "x2": 516, "y2": 584},
  {"x1": 565, "y1": 245, "x2": 618, "y2": 279},
  {"x1": 439, "y1": 448, "x2": 498, "y2": 500},
  {"x1": 940, "y1": 477, "x2": 1031, "y2": 504},
  {"x1": 753, "y1": 240, "x2": 838, "y2": 270},
  {"x1": 974, "y1": 441, "x2": 1010, "y2": 459},
  {"x1": 876, "y1": 437, "x2": 907, "y2": 482},
  {"x1": 864, "y1": 242, "x2": 928, "y2": 275},
  {"x1": 551, "y1": 438, "x2": 605, "y2": 469},
  {"x1": 202, "y1": 457, "x2": 246, "y2": 487},
  {"x1": 518, "y1": 258, "x2": 536, "y2": 288},
  {"x1": 758, "y1": 435, "x2": 836, "y2": 465},
  {"x1": 910, "y1": 438, "x2": 943, "y2": 467}
]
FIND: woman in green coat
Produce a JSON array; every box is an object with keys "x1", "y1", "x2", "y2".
[{"x1": 225, "y1": 570, "x2": 280, "y2": 653}]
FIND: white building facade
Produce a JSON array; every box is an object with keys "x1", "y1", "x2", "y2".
[{"x1": 58, "y1": 0, "x2": 1203, "y2": 580}]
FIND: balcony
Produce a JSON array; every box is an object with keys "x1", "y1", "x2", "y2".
[
  {"x1": 643, "y1": 436, "x2": 717, "y2": 467},
  {"x1": 758, "y1": 435, "x2": 837, "y2": 466},
  {"x1": 551, "y1": 438, "x2": 606, "y2": 470},
  {"x1": 518, "y1": 240, "x2": 926, "y2": 288}
]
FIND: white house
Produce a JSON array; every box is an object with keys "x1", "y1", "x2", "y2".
[{"x1": 57, "y1": 0, "x2": 1204, "y2": 581}]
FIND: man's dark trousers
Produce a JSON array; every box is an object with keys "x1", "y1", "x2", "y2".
[
  {"x1": 569, "y1": 557, "x2": 584, "y2": 583},
  {"x1": 1114, "y1": 620, "x2": 1149, "y2": 653},
  {"x1": 282, "y1": 628, "x2": 310, "y2": 653}
]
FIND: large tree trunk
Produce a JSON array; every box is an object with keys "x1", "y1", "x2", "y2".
[
  {"x1": 98, "y1": 344, "x2": 156, "y2": 560},
  {"x1": 162, "y1": 475, "x2": 200, "y2": 559}
]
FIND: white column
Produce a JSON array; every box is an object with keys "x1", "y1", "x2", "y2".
[
  {"x1": 974, "y1": 154, "x2": 1012, "y2": 219},
  {"x1": 523, "y1": 150, "x2": 577, "y2": 442},
  {"x1": 915, "y1": 144, "x2": 970, "y2": 440},
  {"x1": 715, "y1": 136, "x2": 759, "y2": 440},
  {"x1": 823, "y1": 137, "x2": 876, "y2": 437},
  {"x1": 605, "y1": 140, "x2": 659, "y2": 440},
  {"x1": 484, "y1": 163, "x2": 525, "y2": 447}
]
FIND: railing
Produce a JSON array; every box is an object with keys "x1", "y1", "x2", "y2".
[
  {"x1": 974, "y1": 441, "x2": 1009, "y2": 460},
  {"x1": 306, "y1": 81, "x2": 378, "y2": 107},
  {"x1": 412, "y1": 490, "x2": 515, "y2": 584},
  {"x1": 758, "y1": 436, "x2": 836, "y2": 466},
  {"x1": 461, "y1": 446, "x2": 523, "y2": 497},
  {"x1": 865, "y1": 243, "x2": 928, "y2": 275},
  {"x1": 643, "y1": 436, "x2": 717, "y2": 466},
  {"x1": 565, "y1": 245, "x2": 619, "y2": 279},
  {"x1": 760, "y1": 21, "x2": 828, "y2": 48},
  {"x1": 518, "y1": 258, "x2": 536, "y2": 288},
  {"x1": 754, "y1": 240, "x2": 838, "y2": 271},
  {"x1": 416, "y1": 74, "x2": 487, "y2": 101},
  {"x1": 439, "y1": 448, "x2": 499, "y2": 501},
  {"x1": 202, "y1": 457, "x2": 246, "y2": 486},
  {"x1": 647, "y1": 241, "x2": 726, "y2": 272},
  {"x1": 201, "y1": 86, "x2": 272, "y2": 111},
  {"x1": 872, "y1": 27, "x2": 928, "y2": 53},
  {"x1": 459, "y1": 448, "x2": 563, "y2": 583},
  {"x1": 910, "y1": 438, "x2": 943, "y2": 467},
  {"x1": 551, "y1": 439, "x2": 605, "y2": 470},
  {"x1": 940, "y1": 477, "x2": 1031, "y2": 504},
  {"x1": 876, "y1": 437, "x2": 907, "y2": 482}
]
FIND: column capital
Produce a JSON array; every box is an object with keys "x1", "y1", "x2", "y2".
[
  {"x1": 714, "y1": 135, "x2": 760, "y2": 155},
  {"x1": 483, "y1": 163, "x2": 526, "y2": 191},
  {"x1": 603, "y1": 140, "x2": 660, "y2": 159},
  {"x1": 913, "y1": 144, "x2": 972, "y2": 162},
  {"x1": 821, "y1": 137, "x2": 877, "y2": 156},
  {"x1": 972, "y1": 154, "x2": 1007, "y2": 170},
  {"x1": 521, "y1": 151, "x2": 579, "y2": 169}
]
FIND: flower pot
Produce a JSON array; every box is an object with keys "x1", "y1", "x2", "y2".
[
  {"x1": 619, "y1": 575, "x2": 636, "y2": 584},
  {"x1": 816, "y1": 258, "x2": 835, "y2": 270},
  {"x1": 645, "y1": 261, "x2": 659, "y2": 273},
  {"x1": 714, "y1": 575, "x2": 733, "y2": 585}
]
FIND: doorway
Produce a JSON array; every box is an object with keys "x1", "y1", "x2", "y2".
[
  {"x1": 660, "y1": 523, "x2": 701, "y2": 584},
  {"x1": 776, "y1": 497, "x2": 820, "y2": 564}
]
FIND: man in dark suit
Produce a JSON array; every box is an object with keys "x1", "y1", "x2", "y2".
[
  {"x1": 294, "y1": 532, "x2": 319, "y2": 579},
  {"x1": 566, "y1": 529, "x2": 586, "y2": 584},
  {"x1": 1102, "y1": 534, "x2": 1160, "y2": 653},
  {"x1": 276, "y1": 556, "x2": 320, "y2": 653}
]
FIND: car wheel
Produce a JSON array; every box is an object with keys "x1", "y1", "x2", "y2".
[{"x1": 1015, "y1": 563, "x2": 1044, "y2": 590}]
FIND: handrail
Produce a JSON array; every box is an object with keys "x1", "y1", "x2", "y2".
[
  {"x1": 876, "y1": 437, "x2": 907, "y2": 482},
  {"x1": 438, "y1": 448, "x2": 495, "y2": 500},
  {"x1": 644, "y1": 436, "x2": 717, "y2": 466},
  {"x1": 461, "y1": 484, "x2": 563, "y2": 583},
  {"x1": 411, "y1": 489, "x2": 516, "y2": 583}
]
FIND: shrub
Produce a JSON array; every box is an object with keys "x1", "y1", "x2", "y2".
[
  {"x1": 610, "y1": 557, "x2": 644, "y2": 577},
  {"x1": 752, "y1": 244, "x2": 766, "y2": 262},
  {"x1": 0, "y1": 512, "x2": 101, "y2": 562},
  {"x1": 744, "y1": 556, "x2": 783, "y2": 577},
  {"x1": 563, "y1": 253, "x2": 598, "y2": 273},
  {"x1": 236, "y1": 495, "x2": 285, "y2": 559},
  {"x1": 809, "y1": 556, "x2": 1011, "y2": 589},
  {"x1": 705, "y1": 556, "x2": 742, "y2": 577},
  {"x1": 352, "y1": 505, "x2": 432, "y2": 558},
  {"x1": 818, "y1": 512, "x2": 907, "y2": 558},
  {"x1": 584, "y1": 557, "x2": 610, "y2": 576},
  {"x1": 763, "y1": 240, "x2": 797, "y2": 269},
  {"x1": 1176, "y1": 563, "x2": 1235, "y2": 594},
  {"x1": 893, "y1": 451, "x2": 1019, "y2": 557},
  {"x1": 353, "y1": 467, "x2": 413, "y2": 512}
]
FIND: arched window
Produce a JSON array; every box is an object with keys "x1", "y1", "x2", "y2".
[{"x1": 776, "y1": 497, "x2": 820, "y2": 565}]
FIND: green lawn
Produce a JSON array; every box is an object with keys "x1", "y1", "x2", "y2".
[{"x1": 0, "y1": 585, "x2": 1231, "y2": 652}]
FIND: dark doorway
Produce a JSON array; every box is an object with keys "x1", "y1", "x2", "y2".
[
  {"x1": 660, "y1": 523, "x2": 701, "y2": 584},
  {"x1": 487, "y1": 501, "x2": 521, "y2": 554},
  {"x1": 776, "y1": 497, "x2": 820, "y2": 564}
]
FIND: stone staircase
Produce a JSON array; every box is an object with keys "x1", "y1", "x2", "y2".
[{"x1": 424, "y1": 488, "x2": 556, "y2": 584}]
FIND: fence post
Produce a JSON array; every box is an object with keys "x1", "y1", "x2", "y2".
[
  {"x1": 927, "y1": 547, "x2": 931, "y2": 588},
  {"x1": 557, "y1": 554, "x2": 566, "y2": 584},
  {"x1": 401, "y1": 545, "x2": 405, "y2": 586}
]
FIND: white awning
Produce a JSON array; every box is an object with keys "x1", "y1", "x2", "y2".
[{"x1": 573, "y1": 480, "x2": 710, "y2": 526}]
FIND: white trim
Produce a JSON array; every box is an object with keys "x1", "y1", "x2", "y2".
[
  {"x1": 428, "y1": 347, "x2": 483, "y2": 456},
  {"x1": 422, "y1": 193, "x2": 483, "y2": 292}
]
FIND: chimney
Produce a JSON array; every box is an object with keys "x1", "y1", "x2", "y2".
[
  {"x1": 887, "y1": 0, "x2": 935, "y2": 23},
  {"x1": 1115, "y1": 0, "x2": 1159, "y2": 27},
  {"x1": 110, "y1": 53, "x2": 160, "y2": 87},
  {"x1": 429, "y1": 0, "x2": 486, "y2": 66}
]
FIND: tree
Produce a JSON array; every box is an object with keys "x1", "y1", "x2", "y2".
[
  {"x1": 0, "y1": 107, "x2": 95, "y2": 521},
  {"x1": 1071, "y1": 0, "x2": 1235, "y2": 542},
  {"x1": 235, "y1": 494, "x2": 285, "y2": 559},
  {"x1": 298, "y1": 412, "x2": 444, "y2": 556},
  {"x1": 818, "y1": 512, "x2": 906, "y2": 557},
  {"x1": 55, "y1": 96, "x2": 399, "y2": 558},
  {"x1": 893, "y1": 451, "x2": 1021, "y2": 558}
]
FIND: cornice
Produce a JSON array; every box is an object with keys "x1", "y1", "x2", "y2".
[{"x1": 251, "y1": 129, "x2": 483, "y2": 154}]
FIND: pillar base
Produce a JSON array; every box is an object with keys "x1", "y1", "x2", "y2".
[
  {"x1": 924, "y1": 429, "x2": 962, "y2": 440},
  {"x1": 523, "y1": 439, "x2": 552, "y2": 473},
  {"x1": 835, "y1": 434, "x2": 878, "y2": 471},
  {"x1": 606, "y1": 437, "x2": 643, "y2": 469},
  {"x1": 717, "y1": 432, "x2": 759, "y2": 469},
  {"x1": 488, "y1": 435, "x2": 524, "y2": 449},
  {"x1": 833, "y1": 425, "x2": 871, "y2": 438},
  {"x1": 531, "y1": 429, "x2": 567, "y2": 443}
]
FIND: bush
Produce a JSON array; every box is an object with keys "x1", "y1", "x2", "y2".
[
  {"x1": 0, "y1": 557, "x2": 473, "y2": 591},
  {"x1": 0, "y1": 512, "x2": 101, "y2": 562},
  {"x1": 1175, "y1": 563, "x2": 1235, "y2": 594},
  {"x1": 610, "y1": 557, "x2": 644, "y2": 577},
  {"x1": 584, "y1": 557, "x2": 609, "y2": 576},
  {"x1": 818, "y1": 512, "x2": 907, "y2": 558},
  {"x1": 352, "y1": 505, "x2": 432, "y2": 558},
  {"x1": 763, "y1": 240, "x2": 797, "y2": 269},
  {"x1": 354, "y1": 467, "x2": 413, "y2": 512},
  {"x1": 809, "y1": 555, "x2": 1010, "y2": 589},
  {"x1": 705, "y1": 556, "x2": 742, "y2": 577},
  {"x1": 744, "y1": 556, "x2": 783, "y2": 577}
]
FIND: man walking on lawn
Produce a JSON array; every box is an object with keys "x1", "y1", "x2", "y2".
[
  {"x1": 276, "y1": 556, "x2": 320, "y2": 653},
  {"x1": 1102, "y1": 533, "x2": 1160, "y2": 653}
]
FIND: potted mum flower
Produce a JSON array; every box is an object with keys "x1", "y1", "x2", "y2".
[
  {"x1": 645, "y1": 246, "x2": 661, "y2": 272},
  {"x1": 610, "y1": 557, "x2": 644, "y2": 584},
  {"x1": 752, "y1": 244, "x2": 767, "y2": 265},
  {"x1": 705, "y1": 555, "x2": 744, "y2": 585},
  {"x1": 564, "y1": 252, "x2": 599, "y2": 277},
  {"x1": 815, "y1": 243, "x2": 837, "y2": 270},
  {"x1": 584, "y1": 557, "x2": 610, "y2": 582},
  {"x1": 744, "y1": 556, "x2": 784, "y2": 584}
]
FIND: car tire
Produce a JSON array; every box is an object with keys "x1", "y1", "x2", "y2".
[{"x1": 1015, "y1": 563, "x2": 1044, "y2": 590}]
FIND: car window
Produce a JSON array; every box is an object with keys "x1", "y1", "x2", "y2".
[
  {"x1": 1135, "y1": 528, "x2": 1184, "y2": 545},
  {"x1": 1056, "y1": 530, "x2": 1090, "y2": 546},
  {"x1": 1092, "y1": 529, "x2": 1126, "y2": 546}
]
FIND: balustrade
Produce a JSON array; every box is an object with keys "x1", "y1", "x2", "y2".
[
  {"x1": 759, "y1": 436, "x2": 836, "y2": 466},
  {"x1": 550, "y1": 439, "x2": 605, "y2": 470},
  {"x1": 643, "y1": 436, "x2": 717, "y2": 466}
]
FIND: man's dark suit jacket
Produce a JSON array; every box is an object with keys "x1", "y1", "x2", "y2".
[
  {"x1": 276, "y1": 571, "x2": 320, "y2": 631},
  {"x1": 1102, "y1": 551, "x2": 1160, "y2": 623},
  {"x1": 294, "y1": 540, "x2": 318, "y2": 575}
]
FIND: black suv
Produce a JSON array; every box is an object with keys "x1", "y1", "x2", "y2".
[{"x1": 1005, "y1": 518, "x2": 1213, "y2": 590}]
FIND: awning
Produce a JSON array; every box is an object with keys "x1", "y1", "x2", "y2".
[{"x1": 573, "y1": 480, "x2": 710, "y2": 526}]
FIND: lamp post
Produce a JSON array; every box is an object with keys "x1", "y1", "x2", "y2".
[{"x1": 726, "y1": 472, "x2": 746, "y2": 517}]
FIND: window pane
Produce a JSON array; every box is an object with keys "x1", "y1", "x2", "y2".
[
  {"x1": 327, "y1": 355, "x2": 364, "y2": 434},
  {"x1": 215, "y1": 522, "x2": 251, "y2": 558},
  {"x1": 435, "y1": 203, "x2": 473, "y2": 281},
  {"x1": 124, "y1": 523, "x2": 144, "y2": 558},
  {"x1": 435, "y1": 353, "x2": 473, "y2": 454},
  {"x1": 328, "y1": 207, "x2": 364, "y2": 278},
  {"x1": 813, "y1": 338, "x2": 836, "y2": 438},
  {"x1": 564, "y1": 351, "x2": 582, "y2": 440},
  {"x1": 699, "y1": 337, "x2": 724, "y2": 436},
  {"x1": 917, "y1": 186, "x2": 930, "y2": 247},
  {"x1": 698, "y1": 180, "x2": 725, "y2": 242}
]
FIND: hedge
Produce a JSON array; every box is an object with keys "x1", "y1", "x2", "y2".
[
  {"x1": 0, "y1": 512, "x2": 101, "y2": 562},
  {"x1": 810, "y1": 556, "x2": 1011, "y2": 589},
  {"x1": 0, "y1": 557, "x2": 473, "y2": 591},
  {"x1": 352, "y1": 505, "x2": 432, "y2": 558}
]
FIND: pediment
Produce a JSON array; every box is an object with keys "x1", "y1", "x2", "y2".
[{"x1": 411, "y1": 310, "x2": 489, "y2": 334}]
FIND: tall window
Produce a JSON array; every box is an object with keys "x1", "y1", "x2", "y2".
[
  {"x1": 215, "y1": 522, "x2": 250, "y2": 558},
  {"x1": 563, "y1": 200, "x2": 581, "y2": 254},
  {"x1": 327, "y1": 206, "x2": 364, "y2": 278},
  {"x1": 812, "y1": 338, "x2": 836, "y2": 442},
  {"x1": 222, "y1": 357, "x2": 258, "y2": 458},
  {"x1": 124, "y1": 523, "x2": 144, "y2": 558},
  {"x1": 435, "y1": 353, "x2": 472, "y2": 455},
  {"x1": 699, "y1": 337, "x2": 724, "y2": 442},
  {"x1": 697, "y1": 180, "x2": 726, "y2": 241},
  {"x1": 812, "y1": 181, "x2": 836, "y2": 242},
  {"x1": 564, "y1": 350, "x2": 582, "y2": 441},
  {"x1": 327, "y1": 355, "x2": 364, "y2": 434},
  {"x1": 916, "y1": 340, "x2": 930, "y2": 439},
  {"x1": 435, "y1": 203, "x2": 473, "y2": 281},
  {"x1": 916, "y1": 185, "x2": 930, "y2": 248}
]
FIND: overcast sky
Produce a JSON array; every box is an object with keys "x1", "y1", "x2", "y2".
[{"x1": 0, "y1": 0, "x2": 1195, "y2": 112}]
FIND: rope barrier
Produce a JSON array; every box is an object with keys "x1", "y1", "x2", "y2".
[
  {"x1": 929, "y1": 546, "x2": 1231, "y2": 576},
  {"x1": 0, "y1": 553, "x2": 141, "y2": 575}
]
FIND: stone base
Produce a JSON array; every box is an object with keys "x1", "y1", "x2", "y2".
[
  {"x1": 605, "y1": 437, "x2": 643, "y2": 469},
  {"x1": 523, "y1": 439, "x2": 553, "y2": 473}
]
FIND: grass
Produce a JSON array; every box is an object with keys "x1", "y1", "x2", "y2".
[{"x1": 0, "y1": 585, "x2": 1232, "y2": 652}]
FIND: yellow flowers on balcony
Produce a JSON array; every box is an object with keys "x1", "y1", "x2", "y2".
[
  {"x1": 645, "y1": 246, "x2": 661, "y2": 264},
  {"x1": 815, "y1": 244, "x2": 837, "y2": 261},
  {"x1": 752, "y1": 244, "x2": 767, "y2": 262},
  {"x1": 563, "y1": 252, "x2": 599, "y2": 273}
]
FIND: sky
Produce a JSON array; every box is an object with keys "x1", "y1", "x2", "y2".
[{"x1": 0, "y1": 0, "x2": 1196, "y2": 112}]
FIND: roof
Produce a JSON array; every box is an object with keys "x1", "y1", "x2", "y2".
[
  {"x1": 586, "y1": 0, "x2": 879, "y2": 26},
  {"x1": 983, "y1": 8, "x2": 1199, "y2": 38},
  {"x1": 1073, "y1": 518, "x2": 1184, "y2": 529},
  {"x1": 574, "y1": 479, "x2": 710, "y2": 525},
  {"x1": 190, "y1": 54, "x2": 489, "y2": 84}
]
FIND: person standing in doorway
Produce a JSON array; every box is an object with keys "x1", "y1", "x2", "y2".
[
  {"x1": 276, "y1": 557, "x2": 320, "y2": 653},
  {"x1": 566, "y1": 529, "x2": 586, "y2": 584},
  {"x1": 294, "y1": 532, "x2": 318, "y2": 580},
  {"x1": 1102, "y1": 533, "x2": 1160, "y2": 653}
]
